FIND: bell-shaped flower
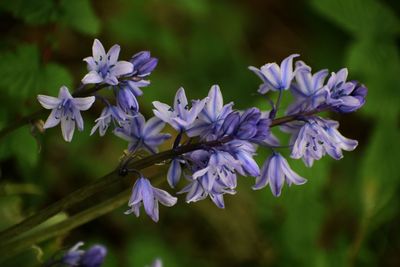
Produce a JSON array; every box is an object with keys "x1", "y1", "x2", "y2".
[
  {"x1": 178, "y1": 175, "x2": 236, "y2": 209},
  {"x1": 117, "y1": 87, "x2": 139, "y2": 114},
  {"x1": 90, "y1": 105, "x2": 126, "y2": 136},
  {"x1": 326, "y1": 68, "x2": 367, "y2": 113},
  {"x1": 125, "y1": 177, "x2": 177, "y2": 222},
  {"x1": 224, "y1": 140, "x2": 260, "y2": 177},
  {"x1": 167, "y1": 158, "x2": 184, "y2": 188},
  {"x1": 80, "y1": 245, "x2": 107, "y2": 267},
  {"x1": 287, "y1": 61, "x2": 329, "y2": 114},
  {"x1": 192, "y1": 150, "x2": 243, "y2": 191},
  {"x1": 130, "y1": 51, "x2": 158, "y2": 78},
  {"x1": 187, "y1": 85, "x2": 233, "y2": 138},
  {"x1": 59, "y1": 242, "x2": 107, "y2": 267},
  {"x1": 152, "y1": 87, "x2": 207, "y2": 131},
  {"x1": 253, "y1": 152, "x2": 307, "y2": 197},
  {"x1": 249, "y1": 54, "x2": 304, "y2": 93},
  {"x1": 82, "y1": 39, "x2": 133, "y2": 85},
  {"x1": 286, "y1": 117, "x2": 358, "y2": 167},
  {"x1": 37, "y1": 86, "x2": 95, "y2": 142},
  {"x1": 114, "y1": 114, "x2": 171, "y2": 153}
]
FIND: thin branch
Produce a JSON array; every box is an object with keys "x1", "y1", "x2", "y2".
[{"x1": 0, "y1": 189, "x2": 131, "y2": 261}]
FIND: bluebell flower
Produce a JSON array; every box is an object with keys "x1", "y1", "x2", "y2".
[
  {"x1": 130, "y1": 51, "x2": 158, "y2": 78},
  {"x1": 253, "y1": 152, "x2": 307, "y2": 197},
  {"x1": 192, "y1": 150, "x2": 243, "y2": 191},
  {"x1": 249, "y1": 54, "x2": 305, "y2": 93},
  {"x1": 116, "y1": 87, "x2": 139, "y2": 113},
  {"x1": 125, "y1": 177, "x2": 177, "y2": 222},
  {"x1": 225, "y1": 140, "x2": 260, "y2": 177},
  {"x1": 167, "y1": 158, "x2": 184, "y2": 188},
  {"x1": 178, "y1": 175, "x2": 236, "y2": 209},
  {"x1": 114, "y1": 114, "x2": 171, "y2": 153},
  {"x1": 152, "y1": 87, "x2": 207, "y2": 131},
  {"x1": 117, "y1": 51, "x2": 158, "y2": 103},
  {"x1": 187, "y1": 85, "x2": 233, "y2": 139},
  {"x1": 61, "y1": 241, "x2": 84, "y2": 266},
  {"x1": 91, "y1": 105, "x2": 126, "y2": 136},
  {"x1": 37, "y1": 86, "x2": 95, "y2": 142},
  {"x1": 80, "y1": 245, "x2": 107, "y2": 267},
  {"x1": 218, "y1": 108, "x2": 279, "y2": 145},
  {"x1": 82, "y1": 39, "x2": 133, "y2": 85},
  {"x1": 326, "y1": 68, "x2": 367, "y2": 113},
  {"x1": 283, "y1": 117, "x2": 358, "y2": 167},
  {"x1": 287, "y1": 61, "x2": 329, "y2": 114},
  {"x1": 59, "y1": 242, "x2": 107, "y2": 267}
]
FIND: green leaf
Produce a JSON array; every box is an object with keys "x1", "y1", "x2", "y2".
[
  {"x1": 0, "y1": 45, "x2": 41, "y2": 99},
  {"x1": 59, "y1": 0, "x2": 101, "y2": 35},
  {"x1": 0, "y1": 0, "x2": 58, "y2": 25},
  {"x1": 346, "y1": 40, "x2": 400, "y2": 118},
  {"x1": 360, "y1": 121, "x2": 400, "y2": 228},
  {"x1": 42, "y1": 63, "x2": 73, "y2": 95},
  {"x1": 311, "y1": 0, "x2": 400, "y2": 37}
]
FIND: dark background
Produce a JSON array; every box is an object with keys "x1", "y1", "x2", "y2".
[{"x1": 0, "y1": 0, "x2": 399, "y2": 266}]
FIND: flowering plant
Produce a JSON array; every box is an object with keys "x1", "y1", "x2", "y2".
[{"x1": 0, "y1": 39, "x2": 366, "y2": 264}]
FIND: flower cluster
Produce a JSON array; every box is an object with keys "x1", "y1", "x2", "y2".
[
  {"x1": 36, "y1": 40, "x2": 366, "y2": 222},
  {"x1": 38, "y1": 39, "x2": 158, "y2": 142}
]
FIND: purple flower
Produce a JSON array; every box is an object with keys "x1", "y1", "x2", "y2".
[
  {"x1": 62, "y1": 242, "x2": 84, "y2": 266},
  {"x1": 116, "y1": 87, "x2": 139, "y2": 113},
  {"x1": 287, "y1": 61, "x2": 329, "y2": 114},
  {"x1": 90, "y1": 105, "x2": 126, "y2": 136},
  {"x1": 225, "y1": 140, "x2": 260, "y2": 177},
  {"x1": 130, "y1": 51, "x2": 158, "y2": 78},
  {"x1": 152, "y1": 87, "x2": 207, "y2": 131},
  {"x1": 167, "y1": 158, "x2": 184, "y2": 188},
  {"x1": 178, "y1": 176, "x2": 235, "y2": 209},
  {"x1": 284, "y1": 117, "x2": 358, "y2": 167},
  {"x1": 125, "y1": 177, "x2": 177, "y2": 222},
  {"x1": 114, "y1": 114, "x2": 170, "y2": 153},
  {"x1": 249, "y1": 54, "x2": 304, "y2": 93},
  {"x1": 326, "y1": 68, "x2": 366, "y2": 113},
  {"x1": 60, "y1": 242, "x2": 107, "y2": 267},
  {"x1": 253, "y1": 152, "x2": 307, "y2": 197},
  {"x1": 187, "y1": 85, "x2": 233, "y2": 138},
  {"x1": 80, "y1": 245, "x2": 107, "y2": 267},
  {"x1": 37, "y1": 86, "x2": 95, "y2": 142},
  {"x1": 82, "y1": 39, "x2": 133, "y2": 85},
  {"x1": 192, "y1": 150, "x2": 243, "y2": 191},
  {"x1": 217, "y1": 108, "x2": 279, "y2": 145}
]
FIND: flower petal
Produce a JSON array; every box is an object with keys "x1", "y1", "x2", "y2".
[
  {"x1": 81, "y1": 71, "x2": 103, "y2": 84},
  {"x1": 111, "y1": 61, "x2": 133, "y2": 76},
  {"x1": 167, "y1": 159, "x2": 182, "y2": 188},
  {"x1": 107, "y1": 44, "x2": 120, "y2": 65},
  {"x1": 61, "y1": 117, "x2": 76, "y2": 142},
  {"x1": 43, "y1": 109, "x2": 61, "y2": 129},
  {"x1": 153, "y1": 188, "x2": 177, "y2": 207},
  {"x1": 37, "y1": 95, "x2": 61, "y2": 109},
  {"x1": 92, "y1": 39, "x2": 106, "y2": 63},
  {"x1": 73, "y1": 96, "x2": 95, "y2": 111}
]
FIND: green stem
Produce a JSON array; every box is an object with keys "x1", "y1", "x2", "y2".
[{"x1": 0, "y1": 189, "x2": 131, "y2": 261}]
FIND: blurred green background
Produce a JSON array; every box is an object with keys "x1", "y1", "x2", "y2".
[{"x1": 0, "y1": 0, "x2": 399, "y2": 266}]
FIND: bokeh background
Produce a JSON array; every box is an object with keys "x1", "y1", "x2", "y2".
[{"x1": 0, "y1": 0, "x2": 400, "y2": 266}]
